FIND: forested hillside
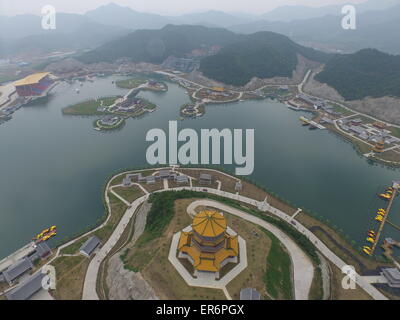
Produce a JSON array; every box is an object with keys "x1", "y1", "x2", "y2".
[{"x1": 315, "y1": 49, "x2": 400, "y2": 100}]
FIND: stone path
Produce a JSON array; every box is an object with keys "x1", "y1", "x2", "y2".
[
  {"x1": 187, "y1": 199, "x2": 313, "y2": 300},
  {"x1": 75, "y1": 167, "x2": 389, "y2": 300}
]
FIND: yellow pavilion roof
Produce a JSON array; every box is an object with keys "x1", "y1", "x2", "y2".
[
  {"x1": 13, "y1": 72, "x2": 50, "y2": 87},
  {"x1": 197, "y1": 259, "x2": 219, "y2": 272},
  {"x1": 192, "y1": 210, "x2": 227, "y2": 238},
  {"x1": 211, "y1": 86, "x2": 225, "y2": 92},
  {"x1": 179, "y1": 243, "x2": 239, "y2": 272}
]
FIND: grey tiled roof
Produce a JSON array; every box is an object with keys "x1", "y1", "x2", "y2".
[
  {"x1": 176, "y1": 175, "x2": 188, "y2": 183},
  {"x1": 6, "y1": 272, "x2": 46, "y2": 300},
  {"x1": 3, "y1": 258, "x2": 33, "y2": 283},
  {"x1": 382, "y1": 268, "x2": 400, "y2": 281},
  {"x1": 199, "y1": 173, "x2": 212, "y2": 180},
  {"x1": 36, "y1": 242, "x2": 51, "y2": 257},
  {"x1": 240, "y1": 288, "x2": 261, "y2": 300},
  {"x1": 159, "y1": 170, "x2": 171, "y2": 178},
  {"x1": 27, "y1": 252, "x2": 40, "y2": 263},
  {"x1": 79, "y1": 236, "x2": 101, "y2": 256}
]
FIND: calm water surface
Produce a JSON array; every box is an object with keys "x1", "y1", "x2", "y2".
[{"x1": 0, "y1": 75, "x2": 399, "y2": 259}]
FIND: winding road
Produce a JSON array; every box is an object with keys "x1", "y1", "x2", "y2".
[
  {"x1": 186, "y1": 199, "x2": 314, "y2": 300},
  {"x1": 79, "y1": 167, "x2": 388, "y2": 300}
]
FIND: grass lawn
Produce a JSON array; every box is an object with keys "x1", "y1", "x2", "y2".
[
  {"x1": 262, "y1": 87, "x2": 292, "y2": 98},
  {"x1": 122, "y1": 196, "x2": 295, "y2": 300},
  {"x1": 261, "y1": 229, "x2": 293, "y2": 299},
  {"x1": 62, "y1": 96, "x2": 119, "y2": 116},
  {"x1": 388, "y1": 126, "x2": 400, "y2": 139},
  {"x1": 51, "y1": 255, "x2": 89, "y2": 300},
  {"x1": 60, "y1": 236, "x2": 89, "y2": 255},
  {"x1": 142, "y1": 98, "x2": 157, "y2": 110},
  {"x1": 329, "y1": 103, "x2": 355, "y2": 117},
  {"x1": 141, "y1": 180, "x2": 165, "y2": 193},
  {"x1": 376, "y1": 150, "x2": 400, "y2": 163},
  {"x1": 308, "y1": 266, "x2": 324, "y2": 300},
  {"x1": 224, "y1": 215, "x2": 275, "y2": 299},
  {"x1": 112, "y1": 185, "x2": 145, "y2": 203},
  {"x1": 115, "y1": 78, "x2": 147, "y2": 89},
  {"x1": 93, "y1": 193, "x2": 128, "y2": 241},
  {"x1": 122, "y1": 198, "x2": 225, "y2": 299},
  {"x1": 348, "y1": 114, "x2": 374, "y2": 124},
  {"x1": 329, "y1": 263, "x2": 373, "y2": 300}
]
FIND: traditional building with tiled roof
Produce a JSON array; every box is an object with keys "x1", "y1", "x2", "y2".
[{"x1": 177, "y1": 210, "x2": 239, "y2": 279}]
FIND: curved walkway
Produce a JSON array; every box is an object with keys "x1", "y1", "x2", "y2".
[
  {"x1": 82, "y1": 194, "x2": 149, "y2": 299},
  {"x1": 187, "y1": 199, "x2": 313, "y2": 300},
  {"x1": 77, "y1": 168, "x2": 388, "y2": 300}
]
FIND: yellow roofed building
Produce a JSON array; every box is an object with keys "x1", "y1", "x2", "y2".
[
  {"x1": 13, "y1": 72, "x2": 54, "y2": 97},
  {"x1": 177, "y1": 210, "x2": 239, "y2": 279}
]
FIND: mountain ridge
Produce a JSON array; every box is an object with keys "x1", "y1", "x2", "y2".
[{"x1": 315, "y1": 48, "x2": 400, "y2": 100}]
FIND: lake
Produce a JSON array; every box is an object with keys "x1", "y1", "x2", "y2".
[{"x1": 0, "y1": 75, "x2": 399, "y2": 259}]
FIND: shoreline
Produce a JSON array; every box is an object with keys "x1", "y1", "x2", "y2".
[
  {"x1": 1, "y1": 73, "x2": 399, "y2": 261},
  {"x1": 77, "y1": 167, "x2": 391, "y2": 300},
  {"x1": 1, "y1": 165, "x2": 395, "y2": 300}
]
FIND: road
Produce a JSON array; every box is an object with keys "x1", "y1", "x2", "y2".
[
  {"x1": 174, "y1": 168, "x2": 389, "y2": 300},
  {"x1": 155, "y1": 71, "x2": 206, "y2": 89},
  {"x1": 0, "y1": 83, "x2": 17, "y2": 110},
  {"x1": 79, "y1": 168, "x2": 388, "y2": 300},
  {"x1": 299, "y1": 70, "x2": 400, "y2": 129},
  {"x1": 82, "y1": 194, "x2": 149, "y2": 300},
  {"x1": 187, "y1": 199, "x2": 314, "y2": 300},
  {"x1": 333, "y1": 119, "x2": 374, "y2": 148},
  {"x1": 298, "y1": 69, "x2": 311, "y2": 94},
  {"x1": 156, "y1": 70, "x2": 243, "y2": 95}
]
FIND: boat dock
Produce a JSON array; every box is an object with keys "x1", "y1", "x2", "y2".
[
  {"x1": 370, "y1": 183, "x2": 399, "y2": 255},
  {"x1": 0, "y1": 242, "x2": 36, "y2": 272},
  {"x1": 299, "y1": 116, "x2": 326, "y2": 129}
]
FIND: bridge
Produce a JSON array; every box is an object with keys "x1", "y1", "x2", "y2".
[
  {"x1": 299, "y1": 116, "x2": 326, "y2": 129},
  {"x1": 370, "y1": 184, "x2": 398, "y2": 255}
]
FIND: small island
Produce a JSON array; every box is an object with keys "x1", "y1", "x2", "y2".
[
  {"x1": 180, "y1": 102, "x2": 204, "y2": 118},
  {"x1": 62, "y1": 96, "x2": 120, "y2": 116},
  {"x1": 62, "y1": 78, "x2": 164, "y2": 131},
  {"x1": 115, "y1": 78, "x2": 147, "y2": 89},
  {"x1": 94, "y1": 115, "x2": 125, "y2": 131}
]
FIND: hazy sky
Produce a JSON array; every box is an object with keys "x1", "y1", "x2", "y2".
[{"x1": 0, "y1": 0, "x2": 366, "y2": 16}]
